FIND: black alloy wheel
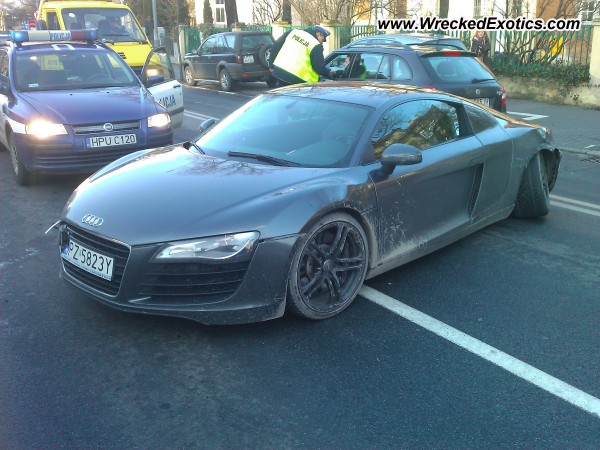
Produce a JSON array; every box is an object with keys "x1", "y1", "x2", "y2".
[{"x1": 287, "y1": 212, "x2": 368, "y2": 319}]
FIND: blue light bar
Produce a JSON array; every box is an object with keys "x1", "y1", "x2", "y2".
[{"x1": 10, "y1": 29, "x2": 98, "y2": 43}]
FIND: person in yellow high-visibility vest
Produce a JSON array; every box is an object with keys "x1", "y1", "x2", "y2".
[{"x1": 267, "y1": 26, "x2": 335, "y2": 87}]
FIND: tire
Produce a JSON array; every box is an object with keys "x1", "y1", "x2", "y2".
[
  {"x1": 219, "y1": 68, "x2": 235, "y2": 92},
  {"x1": 258, "y1": 44, "x2": 272, "y2": 68},
  {"x1": 287, "y1": 212, "x2": 368, "y2": 320},
  {"x1": 183, "y1": 65, "x2": 196, "y2": 86},
  {"x1": 8, "y1": 133, "x2": 34, "y2": 185},
  {"x1": 512, "y1": 152, "x2": 550, "y2": 218},
  {"x1": 266, "y1": 75, "x2": 277, "y2": 88}
]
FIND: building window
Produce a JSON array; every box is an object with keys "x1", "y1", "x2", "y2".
[
  {"x1": 581, "y1": 1, "x2": 597, "y2": 21},
  {"x1": 215, "y1": 0, "x2": 225, "y2": 23}
]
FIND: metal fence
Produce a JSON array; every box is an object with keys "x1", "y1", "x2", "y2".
[
  {"x1": 490, "y1": 26, "x2": 593, "y2": 70},
  {"x1": 334, "y1": 25, "x2": 384, "y2": 48}
]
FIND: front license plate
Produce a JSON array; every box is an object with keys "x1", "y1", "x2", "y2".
[
  {"x1": 87, "y1": 134, "x2": 136, "y2": 148},
  {"x1": 62, "y1": 238, "x2": 114, "y2": 280},
  {"x1": 243, "y1": 54, "x2": 254, "y2": 64},
  {"x1": 474, "y1": 97, "x2": 490, "y2": 106}
]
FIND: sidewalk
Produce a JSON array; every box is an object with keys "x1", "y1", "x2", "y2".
[{"x1": 507, "y1": 98, "x2": 600, "y2": 156}]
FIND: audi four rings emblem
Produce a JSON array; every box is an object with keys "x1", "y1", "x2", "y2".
[
  {"x1": 103, "y1": 123, "x2": 114, "y2": 132},
  {"x1": 82, "y1": 214, "x2": 104, "y2": 227}
]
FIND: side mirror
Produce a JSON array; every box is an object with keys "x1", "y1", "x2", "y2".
[
  {"x1": 145, "y1": 74, "x2": 165, "y2": 87},
  {"x1": 198, "y1": 118, "x2": 216, "y2": 133},
  {"x1": 380, "y1": 143, "x2": 422, "y2": 175},
  {"x1": 192, "y1": 49, "x2": 199, "y2": 56}
]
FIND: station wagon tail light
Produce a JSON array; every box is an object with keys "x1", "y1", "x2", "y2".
[
  {"x1": 155, "y1": 231, "x2": 260, "y2": 262},
  {"x1": 10, "y1": 29, "x2": 98, "y2": 44},
  {"x1": 423, "y1": 85, "x2": 435, "y2": 90},
  {"x1": 148, "y1": 112, "x2": 170, "y2": 128},
  {"x1": 26, "y1": 120, "x2": 67, "y2": 138},
  {"x1": 444, "y1": 51, "x2": 462, "y2": 56}
]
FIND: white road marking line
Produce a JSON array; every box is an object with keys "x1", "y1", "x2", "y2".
[
  {"x1": 359, "y1": 285, "x2": 600, "y2": 418},
  {"x1": 507, "y1": 111, "x2": 549, "y2": 121},
  {"x1": 184, "y1": 111, "x2": 218, "y2": 121},
  {"x1": 550, "y1": 195, "x2": 600, "y2": 211},
  {"x1": 550, "y1": 201, "x2": 600, "y2": 217},
  {"x1": 584, "y1": 144, "x2": 596, "y2": 148}
]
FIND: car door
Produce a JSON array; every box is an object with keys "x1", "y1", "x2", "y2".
[
  {"x1": 369, "y1": 99, "x2": 485, "y2": 264},
  {"x1": 464, "y1": 103, "x2": 513, "y2": 215},
  {"x1": 0, "y1": 50, "x2": 10, "y2": 149},
  {"x1": 194, "y1": 35, "x2": 218, "y2": 79},
  {"x1": 141, "y1": 47, "x2": 184, "y2": 128}
]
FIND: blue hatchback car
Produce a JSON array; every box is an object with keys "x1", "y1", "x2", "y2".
[{"x1": 0, "y1": 30, "x2": 180, "y2": 185}]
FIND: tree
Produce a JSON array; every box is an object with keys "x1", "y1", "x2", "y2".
[
  {"x1": 438, "y1": 0, "x2": 449, "y2": 18},
  {"x1": 287, "y1": 0, "x2": 388, "y2": 25},
  {"x1": 252, "y1": 0, "x2": 284, "y2": 25},
  {"x1": 224, "y1": 0, "x2": 238, "y2": 26},
  {"x1": 282, "y1": 0, "x2": 292, "y2": 22},
  {"x1": 203, "y1": 0, "x2": 213, "y2": 24}
]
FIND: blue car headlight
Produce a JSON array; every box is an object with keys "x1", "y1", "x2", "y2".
[
  {"x1": 26, "y1": 120, "x2": 68, "y2": 138},
  {"x1": 148, "y1": 112, "x2": 170, "y2": 128},
  {"x1": 155, "y1": 231, "x2": 260, "y2": 262}
]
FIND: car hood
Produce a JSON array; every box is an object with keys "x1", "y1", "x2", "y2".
[
  {"x1": 62, "y1": 145, "x2": 364, "y2": 246},
  {"x1": 20, "y1": 87, "x2": 159, "y2": 124}
]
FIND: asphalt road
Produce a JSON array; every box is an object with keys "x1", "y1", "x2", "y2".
[{"x1": 1, "y1": 85, "x2": 599, "y2": 448}]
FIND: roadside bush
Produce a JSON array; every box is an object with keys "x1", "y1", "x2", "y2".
[{"x1": 493, "y1": 58, "x2": 590, "y2": 96}]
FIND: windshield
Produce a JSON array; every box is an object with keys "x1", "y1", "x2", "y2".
[
  {"x1": 423, "y1": 56, "x2": 494, "y2": 83},
  {"x1": 61, "y1": 8, "x2": 147, "y2": 42},
  {"x1": 14, "y1": 49, "x2": 139, "y2": 92},
  {"x1": 196, "y1": 94, "x2": 372, "y2": 168}
]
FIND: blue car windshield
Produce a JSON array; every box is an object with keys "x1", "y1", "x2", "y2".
[
  {"x1": 196, "y1": 94, "x2": 372, "y2": 168},
  {"x1": 14, "y1": 50, "x2": 139, "y2": 92}
]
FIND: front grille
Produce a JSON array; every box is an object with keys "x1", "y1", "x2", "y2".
[
  {"x1": 73, "y1": 121, "x2": 141, "y2": 135},
  {"x1": 62, "y1": 225, "x2": 130, "y2": 296},
  {"x1": 35, "y1": 147, "x2": 140, "y2": 169},
  {"x1": 137, "y1": 261, "x2": 250, "y2": 305}
]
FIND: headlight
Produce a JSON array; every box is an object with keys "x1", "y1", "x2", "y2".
[
  {"x1": 148, "y1": 112, "x2": 170, "y2": 128},
  {"x1": 155, "y1": 231, "x2": 260, "y2": 262},
  {"x1": 26, "y1": 120, "x2": 68, "y2": 138}
]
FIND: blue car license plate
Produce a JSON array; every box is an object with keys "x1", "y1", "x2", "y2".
[{"x1": 88, "y1": 134, "x2": 136, "y2": 148}]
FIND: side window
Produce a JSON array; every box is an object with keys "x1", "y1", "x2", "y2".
[
  {"x1": 46, "y1": 12, "x2": 60, "y2": 29},
  {"x1": 200, "y1": 36, "x2": 217, "y2": 54},
  {"x1": 326, "y1": 53, "x2": 367, "y2": 79},
  {"x1": 371, "y1": 100, "x2": 461, "y2": 159},
  {"x1": 224, "y1": 35, "x2": 236, "y2": 52},
  {"x1": 362, "y1": 53, "x2": 385, "y2": 79},
  {"x1": 144, "y1": 50, "x2": 175, "y2": 82},
  {"x1": 0, "y1": 51, "x2": 8, "y2": 93},
  {"x1": 391, "y1": 56, "x2": 412, "y2": 81},
  {"x1": 215, "y1": 36, "x2": 228, "y2": 53},
  {"x1": 0, "y1": 52, "x2": 8, "y2": 78},
  {"x1": 464, "y1": 104, "x2": 498, "y2": 133}
]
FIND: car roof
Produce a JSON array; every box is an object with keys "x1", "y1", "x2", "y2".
[
  {"x1": 336, "y1": 44, "x2": 476, "y2": 57},
  {"x1": 272, "y1": 81, "x2": 459, "y2": 108},
  {"x1": 40, "y1": 1, "x2": 130, "y2": 8}
]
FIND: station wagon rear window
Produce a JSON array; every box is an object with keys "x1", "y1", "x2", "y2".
[
  {"x1": 423, "y1": 56, "x2": 493, "y2": 83},
  {"x1": 241, "y1": 35, "x2": 274, "y2": 52}
]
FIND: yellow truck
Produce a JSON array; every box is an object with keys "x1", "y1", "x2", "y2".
[{"x1": 35, "y1": 0, "x2": 152, "y2": 74}]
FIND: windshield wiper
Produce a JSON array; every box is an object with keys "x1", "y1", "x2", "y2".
[
  {"x1": 184, "y1": 141, "x2": 205, "y2": 154},
  {"x1": 227, "y1": 151, "x2": 299, "y2": 167},
  {"x1": 472, "y1": 77, "x2": 496, "y2": 83}
]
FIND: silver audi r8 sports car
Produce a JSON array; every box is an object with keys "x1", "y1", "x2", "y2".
[{"x1": 52, "y1": 82, "x2": 561, "y2": 324}]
